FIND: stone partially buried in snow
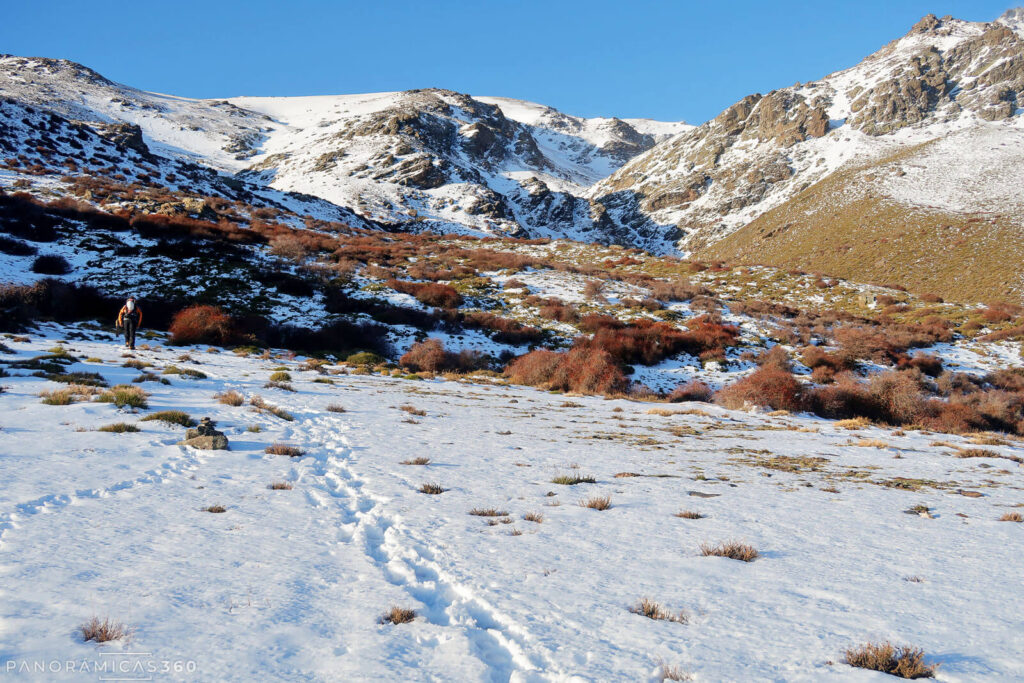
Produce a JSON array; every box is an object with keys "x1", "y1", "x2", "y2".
[{"x1": 178, "y1": 417, "x2": 229, "y2": 450}]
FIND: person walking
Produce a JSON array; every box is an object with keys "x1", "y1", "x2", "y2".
[{"x1": 116, "y1": 296, "x2": 143, "y2": 350}]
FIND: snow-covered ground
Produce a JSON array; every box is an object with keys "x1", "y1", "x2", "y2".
[{"x1": 2, "y1": 323, "x2": 1023, "y2": 681}]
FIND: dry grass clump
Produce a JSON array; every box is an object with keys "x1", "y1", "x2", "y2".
[
  {"x1": 379, "y1": 606, "x2": 417, "y2": 625},
  {"x1": 79, "y1": 617, "x2": 129, "y2": 643},
  {"x1": 269, "y1": 370, "x2": 292, "y2": 382},
  {"x1": 699, "y1": 541, "x2": 759, "y2": 562},
  {"x1": 956, "y1": 448, "x2": 998, "y2": 459},
  {"x1": 523, "y1": 512, "x2": 544, "y2": 523},
  {"x1": 999, "y1": 512, "x2": 1023, "y2": 522},
  {"x1": 646, "y1": 407, "x2": 685, "y2": 417},
  {"x1": 96, "y1": 384, "x2": 149, "y2": 409},
  {"x1": 264, "y1": 380, "x2": 296, "y2": 391},
  {"x1": 140, "y1": 410, "x2": 196, "y2": 427},
  {"x1": 40, "y1": 388, "x2": 76, "y2": 405},
  {"x1": 836, "y1": 417, "x2": 871, "y2": 430},
  {"x1": 469, "y1": 507, "x2": 510, "y2": 517},
  {"x1": 674, "y1": 510, "x2": 705, "y2": 519},
  {"x1": 265, "y1": 443, "x2": 305, "y2": 457},
  {"x1": 629, "y1": 598, "x2": 687, "y2": 623},
  {"x1": 856, "y1": 438, "x2": 890, "y2": 448},
  {"x1": 551, "y1": 473, "x2": 596, "y2": 485},
  {"x1": 215, "y1": 390, "x2": 245, "y2": 406},
  {"x1": 658, "y1": 663, "x2": 693, "y2": 681},
  {"x1": 97, "y1": 422, "x2": 140, "y2": 433},
  {"x1": 122, "y1": 359, "x2": 151, "y2": 370},
  {"x1": 579, "y1": 495, "x2": 612, "y2": 510},
  {"x1": 249, "y1": 395, "x2": 294, "y2": 421},
  {"x1": 419, "y1": 483, "x2": 446, "y2": 494},
  {"x1": 400, "y1": 456, "x2": 431, "y2": 465},
  {"x1": 327, "y1": 403, "x2": 346, "y2": 413},
  {"x1": 203, "y1": 505, "x2": 227, "y2": 513},
  {"x1": 399, "y1": 404, "x2": 426, "y2": 416},
  {"x1": 844, "y1": 642, "x2": 936, "y2": 679},
  {"x1": 162, "y1": 365, "x2": 207, "y2": 379}
]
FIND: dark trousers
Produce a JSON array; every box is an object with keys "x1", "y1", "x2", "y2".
[{"x1": 123, "y1": 318, "x2": 138, "y2": 348}]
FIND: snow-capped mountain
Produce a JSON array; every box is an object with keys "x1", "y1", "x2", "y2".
[
  {"x1": 589, "y1": 10, "x2": 1024, "y2": 255},
  {"x1": 0, "y1": 56, "x2": 686, "y2": 240}
]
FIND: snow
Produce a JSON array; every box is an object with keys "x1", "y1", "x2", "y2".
[{"x1": 2, "y1": 324, "x2": 1023, "y2": 680}]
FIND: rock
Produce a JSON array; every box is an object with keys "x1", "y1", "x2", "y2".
[
  {"x1": 178, "y1": 417, "x2": 229, "y2": 450},
  {"x1": 95, "y1": 122, "x2": 150, "y2": 156},
  {"x1": 179, "y1": 434, "x2": 229, "y2": 450}
]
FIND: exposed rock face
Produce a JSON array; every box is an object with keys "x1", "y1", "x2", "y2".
[
  {"x1": 95, "y1": 122, "x2": 150, "y2": 156},
  {"x1": 179, "y1": 417, "x2": 229, "y2": 450}
]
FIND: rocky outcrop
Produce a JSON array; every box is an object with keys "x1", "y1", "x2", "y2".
[{"x1": 95, "y1": 122, "x2": 150, "y2": 156}]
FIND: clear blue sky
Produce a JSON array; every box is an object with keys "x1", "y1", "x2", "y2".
[{"x1": 1, "y1": 1, "x2": 1015, "y2": 123}]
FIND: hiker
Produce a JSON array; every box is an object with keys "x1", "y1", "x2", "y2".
[{"x1": 116, "y1": 296, "x2": 143, "y2": 350}]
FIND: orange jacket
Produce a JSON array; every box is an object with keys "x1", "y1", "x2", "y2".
[{"x1": 116, "y1": 305, "x2": 142, "y2": 327}]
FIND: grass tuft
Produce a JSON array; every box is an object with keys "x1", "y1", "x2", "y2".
[
  {"x1": 419, "y1": 483, "x2": 446, "y2": 495},
  {"x1": 215, "y1": 390, "x2": 245, "y2": 406},
  {"x1": 379, "y1": 606, "x2": 417, "y2": 625},
  {"x1": 551, "y1": 473, "x2": 597, "y2": 485},
  {"x1": 97, "y1": 422, "x2": 140, "y2": 433},
  {"x1": 699, "y1": 540, "x2": 759, "y2": 562},
  {"x1": 327, "y1": 403, "x2": 346, "y2": 413},
  {"x1": 844, "y1": 642, "x2": 936, "y2": 679},
  {"x1": 675, "y1": 510, "x2": 705, "y2": 519},
  {"x1": 630, "y1": 598, "x2": 687, "y2": 623},
  {"x1": 79, "y1": 617, "x2": 129, "y2": 643},
  {"x1": 140, "y1": 410, "x2": 196, "y2": 427},
  {"x1": 469, "y1": 507, "x2": 509, "y2": 517},
  {"x1": 578, "y1": 495, "x2": 612, "y2": 510},
  {"x1": 999, "y1": 512, "x2": 1023, "y2": 522},
  {"x1": 268, "y1": 481, "x2": 293, "y2": 490},
  {"x1": 203, "y1": 505, "x2": 227, "y2": 513},
  {"x1": 401, "y1": 456, "x2": 431, "y2": 465},
  {"x1": 265, "y1": 443, "x2": 305, "y2": 457},
  {"x1": 399, "y1": 404, "x2": 426, "y2": 416},
  {"x1": 96, "y1": 385, "x2": 149, "y2": 409}
]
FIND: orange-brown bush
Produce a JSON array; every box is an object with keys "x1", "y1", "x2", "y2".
[
  {"x1": 505, "y1": 346, "x2": 627, "y2": 395},
  {"x1": 668, "y1": 380, "x2": 713, "y2": 403},
  {"x1": 399, "y1": 338, "x2": 482, "y2": 373},
  {"x1": 649, "y1": 278, "x2": 710, "y2": 302},
  {"x1": 461, "y1": 312, "x2": 544, "y2": 345},
  {"x1": 169, "y1": 305, "x2": 234, "y2": 345},
  {"x1": 387, "y1": 279, "x2": 463, "y2": 308},
  {"x1": 715, "y1": 367, "x2": 804, "y2": 412}
]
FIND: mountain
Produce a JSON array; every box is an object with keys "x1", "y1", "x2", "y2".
[
  {"x1": 588, "y1": 10, "x2": 1024, "y2": 301},
  {"x1": 0, "y1": 55, "x2": 686, "y2": 241},
  {"x1": 2, "y1": 8, "x2": 1023, "y2": 303}
]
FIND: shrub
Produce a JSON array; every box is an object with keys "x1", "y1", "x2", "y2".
[
  {"x1": 579, "y1": 495, "x2": 612, "y2": 510},
  {"x1": 419, "y1": 483, "x2": 446, "y2": 494},
  {"x1": 346, "y1": 351, "x2": 385, "y2": 366},
  {"x1": 31, "y1": 254, "x2": 72, "y2": 275},
  {"x1": 867, "y1": 371, "x2": 927, "y2": 424},
  {"x1": 523, "y1": 512, "x2": 543, "y2": 523},
  {"x1": 897, "y1": 354, "x2": 943, "y2": 377},
  {"x1": 400, "y1": 404, "x2": 426, "y2": 416},
  {"x1": 699, "y1": 541, "x2": 759, "y2": 562},
  {"x1": 140, "y1": 410, "x2": 196, "y2": 427},
  {"x1": 715, "y1": 367, "x2": 804, "y2": 412},
  {"x1": 169, "y1": 305, "x2": 234, "y2": 345},
  {"x1": 269, "y1": 370, "x2": 292, "y2": 382},
  {"x1": 400, "y1": 338, "x2": 454, "y2": 373},
  {"x1": 39, "y1": 388, "x2": 75, "y2": 405},
  {"x1": 505, "y1": 346, "x2": 627, "y2": 395},
  {"x1": 97, "y1": 384, "x2": 149, "y2": 409},
  {"x1": 265, "y1": 443, "x2": 305, "y2": 457},
  {"x1": 79, "y1": 617, "x2": 129, "y2": 643},
  {"x1": 0, "y1": 235, "x2": 37, "y2": 256},
  {"x1": 386, "y1": 279, "x2": 462, "y2": 308},
  {"x1": 675, "y1": 511, "x2": 705, "y2": 519},
  {"x1": 268, "y1": 481, "x2": 293, "y2": 490},
  {"x1": 216, "y1": 390, "x2": 244, "y2": 406},
  {"x1": 48, "y1": 371, "x2": 107, "y2": 386},
  {"x1": 629, "y1": 598, "x2": 687, "y2": 623},
  {"x1": 999, "y1": 512, "x2": 1023, "y2": 522},
  {"x1": 326, "y1": 403, "x2": 346, "y2": 413},
  {"x1": 264, "y1": 380, "x2": 295, "y2": 391},
  {"x1": 461, "y1": 311, "x2": 544, "y2": 345},
  {"x1": 249, "y1": 395, "x2": 293, "y2": 421},
  {"x1": 97, "y1": 422, "x2": 140, "y2": 433},
  {"x1": 379, "y1": 606, "x2": 417, "y2": 625},
  {"x1": 203, "y1": 505, "x2": 227, "y2": 513},
  {"x1": 843, "y1": 642, "x2": 936, "y2": 679},
  {"x1": 668, "y1": 380, "x2": 713, "y2": 403}
]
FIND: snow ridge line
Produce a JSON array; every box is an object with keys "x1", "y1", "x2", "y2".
[
  {"x1": 301, "y1": 415, "x2": 562, "y2": 682},
  {"x1": 0, "y1": 444, "x2": 204, "y2": 550}
]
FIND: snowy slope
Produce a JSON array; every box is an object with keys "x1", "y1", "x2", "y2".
[{"x1": 1, "y1": 324, "x2": 1023, "y2": 680}]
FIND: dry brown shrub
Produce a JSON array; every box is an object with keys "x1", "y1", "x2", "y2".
[
  {"x1": 79, "y1": 617, "x2": 129, "y2": 643},
  {"x1": 578, "y1": 495, "x2": 612, "y2": 510},
  {"x1": 844, "y1": 642, "x2": 936, "y2": 679},
  {"x1": 265, "y1": 443, "x2": 305, "y2": 457},
  {"x1": 699, "y1": 541, "x2": 758, "y2": 562},
  {"x1": 379, "y1": 606, "x2": 417, "y2": 625}
]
